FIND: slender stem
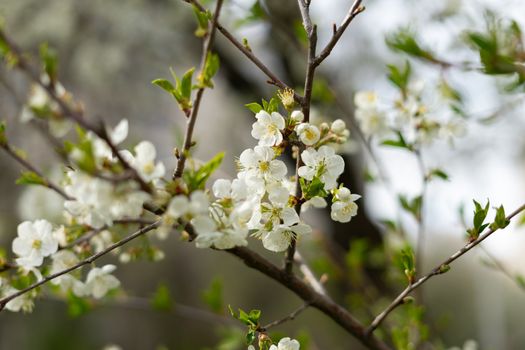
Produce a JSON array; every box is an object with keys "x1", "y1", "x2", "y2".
[
  {"x1": 261, "y1": 302, "x2": 310, "y2": 331},
  {"x1": 0, "y1": 29, "x2": 152, "y2": 194},
  {"x1": 285, "y1": 0, "x2": 319, "y2": 275},
  {"x1": 1, "y1": 143, "x2": 71, "y2": 200},
  {"x1": 0, "y1": 221, "x2": 160, "y2": 311},
  {"x1": 185, "y1": 0, "x2": 302, "y2": 104},
  {"x1": 174, "y1": 0, "x2": 224, "y2": 179},
  {"x1": 414, "y1": 149, "x2": 427, "y2": 302},
  {"x1": 313, "y1": 0, "x2": 365, "y2": 67},
  {"x1": 295, "y1": 250, "x2": 327, "y2": 296},
  {"x1": 366, "y1": 202, "x2": 525, "y2": 335}
]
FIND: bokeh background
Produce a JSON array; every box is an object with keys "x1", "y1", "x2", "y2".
[{"x1": 1, "y1": 0, "x2": 525, "y2": 349}]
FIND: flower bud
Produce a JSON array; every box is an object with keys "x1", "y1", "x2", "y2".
[
  {"x1": 290, "y1": 110, "x2": 304, "y2": 123},
  {"x1": 331, "y1": 119, "x2": 346, "y2": 134}
]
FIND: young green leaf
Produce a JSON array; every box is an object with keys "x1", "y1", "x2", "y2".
[
  {"x1": 0, "y1": 121, "x2": 7, "y2": 146},
  {"x1": 39, "y1": 43, "x2": 58, "y2": 83},
  {"x1": 201, "y1": 277, "x2": 224, "y2": 314},
  {"x1": 490, "y1": 205, "x2": 510, "y2": 230},
  {"x1": 151, "y1": 282, "x2": 173, "y2": 312},
  {"x1": 16, "y1": 171, "x2": 48, "y2": 186},
  {"x1": 245, "y1": 102, "x2": 263, "y2": 114},
  {"x1": 387, "y1": 61, "x2": 411, "y2": 96}
]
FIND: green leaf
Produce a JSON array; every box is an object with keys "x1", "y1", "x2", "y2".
[
  {"x1": 381, "y1": 132, "x2": 411, "y2": 151},
  {"x1": 183, "y1": 152, "x2": 225, "y2": 191},
  {"x1": 192, "y1": 5, "x2": 211, "y2": 37},
  {"x1": 387, "y1": 61, "x2": 411, "y2": 95},
  {"x1": 266, "y1": 97, "x2": 279, "y2": 113},
  {"x1": 303, "y1": 176, "x2": 327, "y2": 200},
  {"x1": 490, "y1": 205, "x2": 510, "y2": 230},
  {"x1": 398, "y1": 194, "x2": 422, "y2": 220},
  {"x1": 0, "y1": 121, "x2": 7, "y2": 146},
  {"x1": 399, "y1": 246, "x2": 416, "y2": 282},
  {"x1": 198, "y1": 52, "x2": 220, "y2": 88},
  {"x1": 151, "y1": 282, "x2": 173, "y2": 311},
  {"x1": 427, "y1": 168, "x2": 449, "y2": 181},
  {"x1": 39, "y1": 43, "x2": 58, "y2": 83},
  {"x1": 152, "y1": 79, "x2": 175, "y2": 93},
  {"x1": 386, "y1": 28, "x2": 437, "y2": 63},
  {"x1": 16, "y1": 171, "x2": 48, "y2": 186},
  {"x1": 245, "y1": 102, "x2": 263, "y2": 114},
  {"x1": 201, "y1": 277, "x2": 223, "y2": 314},
  {"x1": 467, "y1": 199, "x2": 490, "y2": 240},
  {"x1": 180, "y1": 68, "x2": 195, "y2": 100},
  {"x1": 66, "y1": 292, "x2": 91, "y2": 318},
  {"x1": 516, "y1": 275, "x2": 525, "y2": 290}
]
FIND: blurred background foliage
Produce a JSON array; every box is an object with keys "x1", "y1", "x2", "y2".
[{"x1": 1, "y1": 0, "x2": 525, "y2": 349}]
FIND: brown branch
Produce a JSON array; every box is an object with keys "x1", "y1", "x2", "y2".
[
  {"x1": 184, "y1": 0, "x2": 302, "y2": 104},
  {"x1": 313, "y1": 0, "x2": 365, "y2": 67},
  {"x1": 173, "y1": 0, "x2": 224, "y2": 179},
  {"x1": 0, "y1": 221, "x2": 160, "y2": 311},
  {"x1": 261, "y1": 302, "x2": 310, "y2": 331},
  {"x1": 1, "y1": 142, "x2": 71, "y2": 200},
  {"x1": 0, "y1": 29, "x2": 152, "y2": 194},
  {"x1": 366, "y1": 202, "x2": 525, "y2": 335},
  {"x1": 226, "y1": 246, "x2": 391, "y2": 350}
]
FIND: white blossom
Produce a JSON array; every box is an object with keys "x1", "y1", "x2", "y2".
[
  {"x1": 270, "y1": 337, "x2": 301, "y2": 350},
  {"x1": 330, "y1": 119, "x2": 346, "y2": 134},
  {"x1": 12, "y1": 220, "x2": 59, "y2": 269},
  {"x1": 330, "y1": 187, "x2": 360, "y2": 223},
  {"x1": 83, "y1": 264, "x2": 120, "y2": 299},
  {"x1": 251, "y1": 110, "x2": 286, "y2": 146},
  {"x1": 239, "y1": 146, "x2": 287, "y2": 185},
  {"x1": 166, "y1": 191, "x2": 209, "y2": 220},
  {"x1": 2, "y1": 285, "x2": 34, "y2": 313},
  {"x1": 301, "y1": 196, "x2": 327, "y2": 212},
  {"x1": 64, "y1": 171, "x2": 149, "y2": 229},
  {"x1": 295, "y1": 123, "x2": 320, "y2": 146},
  {"x1": 290, "y1": 110, "x2": 304, "y2": 123},
  {"x1": 354, "y1": 91, "x2": 389, "y2": 137},
  {"x1": 193, "y1": 215, "x2": 248, "y2": 249},
  {"x1": 49, "y1": 250, "x2": 85, "y2": 295},
  {"x1": 298, "y1": 146, "x2": 345, "y2": 190},
  {"x1": 121, "y1": 141, "x2": 165, "y2": 182}
]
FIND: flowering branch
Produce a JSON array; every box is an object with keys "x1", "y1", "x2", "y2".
[
  {"x1": 173, "y1": 0, "x2": 224, "y2": 179},
  {"x1": 366, "y1": 202, "x2": 525, "y2": 335},
  {"x1": 0, "y1": 221, "x2": 160, "y2": 311},
  {"x1": 0, "y1": 29, "x2": 152, "y2": 194}
]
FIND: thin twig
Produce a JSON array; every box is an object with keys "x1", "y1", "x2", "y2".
[
  {"x1": 313, "y1": 0, "x2": 365, "y2": 67},
  {"x1": 1, "y1": 142, "x2": 71, "y2": 200},
  {"x1": 174, "y1": 0, "x2": 224, "y2": 179},
  {"x1": 261, "y1": 302, "x2": 310, "y2": 331},
  {"x1": 295, "y1": 250, "x2": 327, "y2": 296},
  {"x1": 0, "y1": 221, "x2": 160, "y2": 311},
  {"x1": 414, "y1": 149, "x2": 428, "y2": 302},
  {"x1": 184, "y1": 0, "x2": 302, "y2": 104},
  {"x1": 366, "y1": 203, "x2": 525, "y2": 335}
]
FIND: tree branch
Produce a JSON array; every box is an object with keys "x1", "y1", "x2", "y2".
[
  {"x1": 366, "y1": 202, "x2": 525, "y2": 335},
  {"x1": 184, "y1": 0, "x2": 302, "y2": 104},
  {"x1": 313, "y1": 0, "x2": 365, "y2": 67},
  {"x1": 173, "y1": 0, "x2": 224, "y2": 179},
  {"x1": 0, "y1": 221, "x2": 160, "y2": 311},
  {"x1": 1, "y1": 142, "x2": 71, "y2": 200}
]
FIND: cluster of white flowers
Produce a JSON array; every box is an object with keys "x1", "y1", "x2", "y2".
[
  {"x1": 1, "y1": 117, "x2": 168, "y2": 312},
  {"x1": 158, "y1": 107, "x2": 358, "y2": 252},
  {"x1": 354, "y1": 84, "x2": 466, "y2": 145},
  {"x1": 3, "y1": 99, "x2": 358, "y2": 314},
  {"x1": 19, "y1": 75, "x2": 73, "y2": 138}
]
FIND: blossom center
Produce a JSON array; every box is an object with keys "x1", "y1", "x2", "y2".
[
  {"x1": 143, "y1": 162, "x2": 155, "y2": 174},
  {"x1": 259, "y1": 161, "x2": 270, "y2": 172},
  {"x1": 32, "y1": 239, "x2": 42, "y2": 250}
]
